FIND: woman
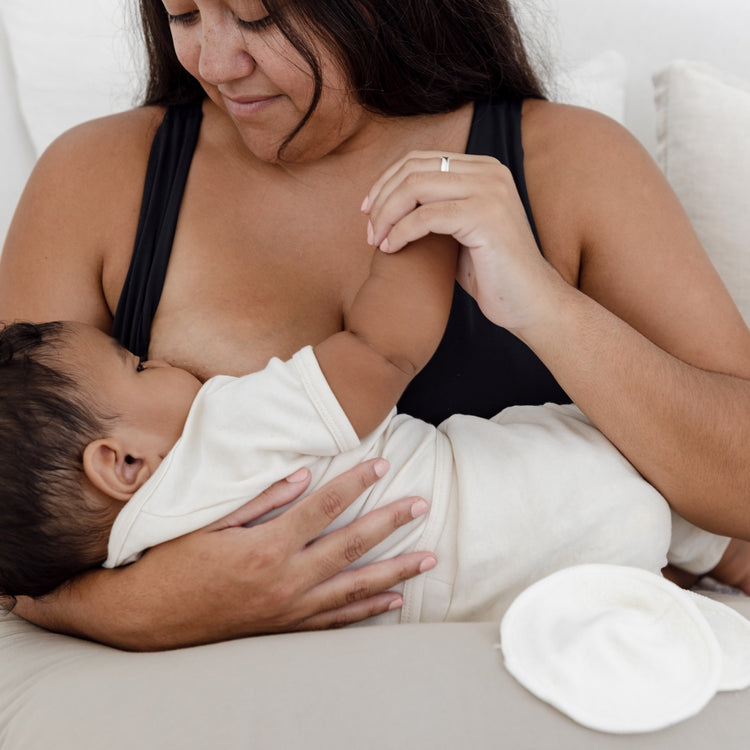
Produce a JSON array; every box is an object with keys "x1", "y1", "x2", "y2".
[{"x1": 1, "y1": 0, "x2": 749, "y2": 650}]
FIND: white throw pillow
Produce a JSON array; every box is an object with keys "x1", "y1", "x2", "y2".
[
  {"x1": 654, "y1": 60, "x2": 750, "y2": 326},
  {"x1": 0, "y1": 13, "x2": 36, "y2": 248},
  {"x1": 0, "y1": 0, "x2": 145, "y2": 157}
]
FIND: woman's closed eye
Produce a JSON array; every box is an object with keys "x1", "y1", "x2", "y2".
[
  {"x1": 237, "y1": 13, "x2": 275, "y2": 32},
  {"x1": 166, "y1": 10, "x2": 199, "y2": 26},
  {"x1": 165, "y1": 10, "x2": 275, "y2": 32}
]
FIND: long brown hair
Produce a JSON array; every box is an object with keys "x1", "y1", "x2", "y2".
[{"x1": 138, "y1": 0, "x2": 546, "y2": 147}]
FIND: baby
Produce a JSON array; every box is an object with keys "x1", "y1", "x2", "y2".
[{"x1": 0, "y1": 236, "x2": 734, "y2": 622}]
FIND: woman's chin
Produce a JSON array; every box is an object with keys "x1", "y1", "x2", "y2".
[{"x1": 243, "y1": 136, "x2": 336, "y2": 165}]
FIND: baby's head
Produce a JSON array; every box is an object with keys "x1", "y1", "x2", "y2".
[{"x1": 0, "y1": 320, "x2": 201, "y2": 605}]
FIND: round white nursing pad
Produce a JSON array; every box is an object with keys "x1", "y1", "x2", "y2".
[
  {"x1": 500, "y1": 564, "x2": 722, "y2": 734},
  {"x1": 687, "y1": 590, "x2": 750, "y2": 691}
]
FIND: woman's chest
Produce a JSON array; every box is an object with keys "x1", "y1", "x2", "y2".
[{"x1": 147, "y1": 181, "x2": 374, "y2": 380}]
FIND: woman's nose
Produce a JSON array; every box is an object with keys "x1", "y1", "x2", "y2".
[{"x1": 198, "y1": 16, "x2": 255, "y2": 85}]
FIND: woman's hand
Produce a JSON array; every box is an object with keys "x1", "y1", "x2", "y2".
[
  {"x1": 361, "y1": 151, "x2": 563, "y2": 336},
  {"x1": 12, "y1": 459, "x2": 436, "y2": 651}
]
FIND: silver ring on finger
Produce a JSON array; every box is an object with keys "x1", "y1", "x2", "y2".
[{"x1": 440, "y1": 156, "x2": 450, "y2": 173}]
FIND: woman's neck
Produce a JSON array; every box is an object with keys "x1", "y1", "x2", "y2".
[{"x1": 202, "y1": 98, "x2": 475, "y2": 180}]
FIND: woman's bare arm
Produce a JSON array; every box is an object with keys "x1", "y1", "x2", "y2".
[
  {"x1": 362, "y1": 107, "x2": 750, "y2": 538},
  {"x1": 0, "y1": 113, "x2": 149, "y2": 327},
  {"x1": 518, "y1": 103, "x2": 750, "y2": 535}
]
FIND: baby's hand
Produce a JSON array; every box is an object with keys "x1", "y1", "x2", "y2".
[{"x1": 709, "y1": 538, "x2": 750, "y2": 595}]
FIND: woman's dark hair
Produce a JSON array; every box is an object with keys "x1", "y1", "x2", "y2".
[
  {"x1": 138, "y1": 0, "x2": 546, "y2": 150},
  {"x1": 139, "y1": 0, "x2": 206, "y2": 106},
  {"x1": 0, "y1": 322, "x2": 113, "y2": 606}
]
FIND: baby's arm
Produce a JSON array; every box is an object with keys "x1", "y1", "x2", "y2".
[{"x1": 314, "y1": 234, "x2": 457, "y2": 436}]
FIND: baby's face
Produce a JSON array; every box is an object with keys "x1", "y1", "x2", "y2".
[{"x1": 65, "y1": 323, "x2": 202, "y2": 458}]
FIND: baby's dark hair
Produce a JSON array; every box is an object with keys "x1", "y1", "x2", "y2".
[{"x1": 0, "y1": 321, "x2": 113, "y2": 608}]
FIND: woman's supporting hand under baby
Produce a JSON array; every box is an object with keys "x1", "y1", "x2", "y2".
[{"x1": 11, "y1": 459, "x2": 435, "y2": 651}]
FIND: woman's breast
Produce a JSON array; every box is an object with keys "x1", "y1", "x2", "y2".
[
  {"x1": 134, "y1": 138, "x2": 377, "y2": 379},
  {"x1": 147, "y1": 224, "x2": 373, "y2": 380}
]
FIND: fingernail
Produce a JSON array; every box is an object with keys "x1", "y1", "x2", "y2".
[
  {"x1": 410, "y1": 498, "x2": 429, "y2": 518},
  {"x1": 373, "y1": 458, "x2": 389, "y2": 477},
  {"x1": 380, "y1": 237, "x2": 391, "y2": 253},
  {"x1": 360, "y1": 195, "x2": 370, "y2": 213},
  {"x1": 285, "y1": 467, "x2": 309, "y2": 483},
  {"x1": 388, "y1": 596, "x2": 403, "y2": 611},
  {"x1": 367, "y1": 220, "x2": 374, "y2": 245},
  {"x1": 419, "y1": 556, "x2": 437, "y2": 573}
]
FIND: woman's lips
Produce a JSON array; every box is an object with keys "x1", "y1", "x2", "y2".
[{"x1": 221, "y1": 94, "x2": 280, "y2": 118}]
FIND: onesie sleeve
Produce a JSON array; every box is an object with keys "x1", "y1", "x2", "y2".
[
  {"x1": 105, "y1": 346, "x2": 359, "y2": 566},
  {"x1": 667, "y1": 508, "x2": 731, "y2": 575}
]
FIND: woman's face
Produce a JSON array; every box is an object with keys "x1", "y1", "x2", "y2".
[{"x1": 160, "y1": 0, "x2": 367, "y2": 161}]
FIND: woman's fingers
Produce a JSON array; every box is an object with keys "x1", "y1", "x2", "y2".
[
  {"x1": 363, "y1": 150, "x2": 484, "y2": 211},
  {"x1": 299, "y1": 493, "x2": 431, "y2": 580},
  {"x1": 369, "y1": 178, "x2": 463, "y2": 250},
  {"x1": 363, "y1": 152, "x2": 507, "y2": 250},
  {"x1": 377, "y1": 198, "x2": 473, "y2": 254},
  {"x1": 269, "y1": 493, "x2": 435, "y2": 630},
  {"x1": 211, "y1": 457, "x2": 393, "y2": 535},
  {"x1": 170, "y1": 460, "x2": 437, "y2": 637},
  {"x1": 283, "y1": 458, "x2": 391, "y2": 545},
  {"x1": 294, "y1": 552, "x2": 438, "y2": 630},
  {"x1": 215, "y1": 490, "x2": 435, "y2": 633},
  {"x1": 295, "y1": 593, "x2": 404, "y2": 631},
  {"x1": 206, "y1": 467, "x2": 312, "y2": 530},
  {"x1": 365, "y1": 153, "x2": 453, "y2": 240}
]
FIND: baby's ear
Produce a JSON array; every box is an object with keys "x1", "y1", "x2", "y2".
[{"x1": 83, "y1": 438, "x2": 151, "y2": 502}]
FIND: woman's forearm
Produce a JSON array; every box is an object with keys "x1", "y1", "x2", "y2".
[
  {"x1": 12, "y1": 567, "x2": 162, "y2": 650},
  {"x1": 13, "y1": 544, "x2": 269, "y2": 651},
  {"x1": 518, "y1": 275, "x2": 750, "y2": 537}
]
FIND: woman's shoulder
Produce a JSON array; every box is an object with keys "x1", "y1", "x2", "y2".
[
  {"x1": 15, "y1": 106, "x2": 168, "y2": 244},
  {"x1": 519, "y1": 99, "x2": 667, "y2": 277},
  {"x1": 14, "y1": 106, "x2": 168, "y2": 230},
  {"x1": 520, "y1": 99, "x2": 667, "y2": 219},
  {"x1": 0, "y1": 107, "x2": 169, "y2": 325},
  {"x1": 35, "y1": 106, "x2": 166, "y2": 177},
  {"x1": 521, "y1": 98, "x2": 648, "y2": 168}
]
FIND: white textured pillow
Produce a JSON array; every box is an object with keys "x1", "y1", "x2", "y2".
[
  {"x1": 0, "y1": 0, "x2": 145, "y2": 157},
  {"x1": 654, "y1": 60, "x2": 750, "y2": 326}
]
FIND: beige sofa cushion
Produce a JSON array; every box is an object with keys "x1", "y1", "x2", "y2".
[{"x1": 2, "y1": 594, "x2": 750, "y2": 749}]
